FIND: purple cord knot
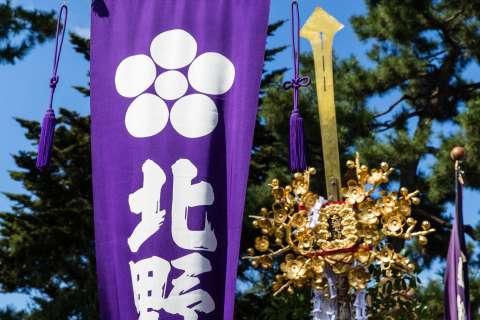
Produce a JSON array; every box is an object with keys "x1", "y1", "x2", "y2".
[
  {"x1": 283, "y1": 76, "x2": 311, "y2": 90},
  {"x1": 50, "y1": 76, "x2": 59, "y2": 88}
]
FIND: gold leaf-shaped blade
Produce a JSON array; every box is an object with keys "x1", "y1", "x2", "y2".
[
  {"x1": 301, "y1": 7, "x2": 344, "y2": 41},
  {"x1": 301, "y1": 7, "x2": 343, "y2": 199}
]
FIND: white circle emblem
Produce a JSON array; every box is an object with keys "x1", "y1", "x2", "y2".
[
  {"x1": 150, "y1": 29, "x2": 197, "y2": 69},
  {"x1": 170, "y1": 94, "x2": 218, "y2": 138},
  {"x1": 115, "y1": 54, "x2": 156, "y2": 98},
  {"x1": 154, "y1": 71, "x2": 188, "y2": 100},
  {"x1": 125, "y1": 93, "x2": 169, "y2": 138},
  {"x1": 188, "y1": 52, "x2": 235, "y2": 95},
  {"x1": 117, "y1": 29, "x2": 236, "y2": 139}
]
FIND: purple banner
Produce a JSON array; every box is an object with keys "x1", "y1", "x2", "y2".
[
  {"x1": 444, "y1": 172, "x2": 471, "y2": 320},
  {"x1": 90, "y1": 1, "x2": 270, "y2": 319}
]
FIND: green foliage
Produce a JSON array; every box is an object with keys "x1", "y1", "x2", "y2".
[
  {"x1": 349, "y1": 0, "x2": 480, "y2": 259},
  {"x1": 0, "y1": 307, "x2": 26, "y2": 320},
  {"x1": 0, "y1": 0, "x2": 56, "y2": 64},
  {"x1": 236, "y1": 288, "x2": 311, "y2": 320},
  {"x1": 69, "y1": 32, "x2": 91, "y2": 97},
  {"x1": 367, "y1": 264, "x2": 422, "y2": 319},
  {"x1": 0, "y1": 11, "x2": 95, "y2": 317},
  {"x1": 0, "y1": 110, "x2": 98, "y2": 319},
  {"x1": 382, "y1": 255, "x2": 480, "y2": 320}
]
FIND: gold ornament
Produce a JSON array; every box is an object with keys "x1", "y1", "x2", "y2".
[{"x1": 243, "y1": 153, "x2": 435, "y2": 297}]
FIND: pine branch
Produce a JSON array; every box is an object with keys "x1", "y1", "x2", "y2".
[
  {"x1": 445, "y1": 10, "x2": 464, "y2": 24},
  {"x1": 373, "y1": 95, "x2": 408, "y2": 118},
  {"x1": 70, "y1": 32, "x2": 90, "y2": 61},
  {"x1": 422, "y1": 49, "x2": 446, "y2": 61},
  {"x1": 459, "y1": 82, "x2": 480, "y2": 91},
  {"x1": 265, "y1": 46, "x2": 288, "y2": 62},
  {"x1": 267, "y1": 20, "x2": 286, "y2": 36},
  {"x1": 0, "y1": 2, "x2": 57, "y2": 64},
  {"x1": 373, "y1": 111, "x2": 419, "y2": 132},
  {"x1": 416, "y1": 208, "x2": 478, "y2": 241}
]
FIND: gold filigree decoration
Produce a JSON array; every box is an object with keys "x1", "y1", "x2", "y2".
[{"x1": 243, "y1": 153, "x2": 435, "y2": 297}]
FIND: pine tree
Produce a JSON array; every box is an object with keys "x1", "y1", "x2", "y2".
[
  {"x1": 0, "y1": 1, "x2": 57, "y2": 64},
  {"x1": 0, "y1": 107, "x2": 98, "y2": 319},
  {"x1": 0, "y1": 31, "x2": 96, "y2": 318},
  {"x1": 350, "y1": 0, "x2": 480, "y2": 258}
]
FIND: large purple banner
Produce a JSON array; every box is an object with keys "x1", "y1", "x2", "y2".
[{"x1": 90, "y1": 1, "x2": 269, "y2": 319}]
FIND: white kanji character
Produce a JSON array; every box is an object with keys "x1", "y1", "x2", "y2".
[
  {"x1": 171, "y1": 159, "x2": 216, "y2": 251},
  {"x1": 128, "y1": 159, "x2": 166, "y2": 252},
  {"x1": 457, "y1": 294, "x2": 466, "y2": 320},
  {"x1": 163, "y1": 253, "x2": 215, "y2": 319},
  {"x1": 130, "y1": 253, "x2": 215, "y2": 320},
  {"x1": 129, "y1": 256, "x2": 170, "y2": 320},
  {"x1": 458, "y1": 252, "x2": 466, "y2": 288}
]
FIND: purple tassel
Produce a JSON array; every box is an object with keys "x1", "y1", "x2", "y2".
[
  {"x1": 36, "y1": 4, "x2": 68, "y2": 171},
  {"x1": 36, "y1": 109, "x2": 56, "y2": 170},
  {"x1": 286, "y1": 1, "x2": 310, "y2": 173},
  {"x1": 289, "y1": 109, "x2": 307, "y2": 172}
]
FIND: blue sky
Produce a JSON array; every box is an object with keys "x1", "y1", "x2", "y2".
[{"x1": 0, "y1": 0, "x2": 478, "y2": 311}]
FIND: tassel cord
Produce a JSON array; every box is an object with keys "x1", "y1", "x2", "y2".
[
  {"x1": 48, "y1": 4, "x2": 68, "y2": 110},
  {"x1": 283, "y1": 0, "x2": 311, "y2": 109}
]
